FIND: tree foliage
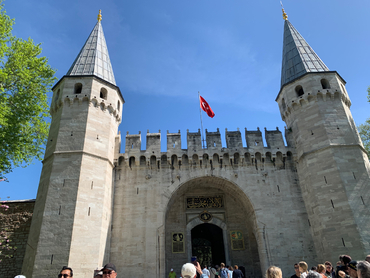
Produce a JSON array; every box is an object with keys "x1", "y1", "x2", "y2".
[
  {"x1": 359, "y1": 119, "x2": 370, "y2": 157},
  {"x1": 0, "y1": 2, "x2": 57, "y2": 179},
  {"x1": 358, "y1": 86, "x2": 370, "y2": 158}
]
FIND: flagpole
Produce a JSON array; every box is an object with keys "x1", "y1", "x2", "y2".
[{"x1": 198, "y1": 91, "x2": 205, "y2": 149}]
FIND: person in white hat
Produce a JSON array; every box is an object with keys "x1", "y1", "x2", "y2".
[
  {"x1": 169, "y1": 268, "x2": 177, "y2": 278},
  {"x1": 182, "y1": 263, "x2": 197, "y2": 278}
]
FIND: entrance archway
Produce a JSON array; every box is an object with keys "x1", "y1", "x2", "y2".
[
  {"x1": 191, "y1": 223, "x2": 225, "y2": 267},
  {"x1": 164, "y1": 176, "x2": 264, "y2": 278}
]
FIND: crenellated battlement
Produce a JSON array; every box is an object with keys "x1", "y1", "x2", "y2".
[
  {"x1": 276, "y1": 72, "x2": 351, "y2": 125},
  {"x1": 117, "y1": 127, "x2": 295, "y2": 168},
  {"x1": 49, "y1": 95, "x2": 121, "y2": 122},
  {"x1": 280, "y1": 89, "x2": 350, "y2": 124}
]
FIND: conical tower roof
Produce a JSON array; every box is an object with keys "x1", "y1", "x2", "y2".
[
  {"x1": 66, "y1": 13, "x2": 116, "y2": 85},
  {"x1": 281, "y1": 20, "x2": 329, "y2": 88}
]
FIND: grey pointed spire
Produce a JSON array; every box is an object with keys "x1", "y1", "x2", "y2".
[
  {"x1": 281, "y1": 20, "x2": 329, "y2": 87},
  {"x1": 66, "y1": 20, "x2": 116, "y2": 85}
]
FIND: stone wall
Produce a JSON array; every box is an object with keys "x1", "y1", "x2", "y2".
[
  {"x1": 276, "y1": 71, "x2": 370, "y2": 263},
  {"x1": 0, "y1": 200, "x2": 35, "y2": 278},
  {"x1": 22, "y1": 76, "x2": 122, "y2": 278},
  {"x1": 111, "y1": 134, "x2": 317, "y2": 278}
]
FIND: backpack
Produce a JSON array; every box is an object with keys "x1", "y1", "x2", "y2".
[{"x1": 220, "y1": 269, "x2": 228, "y2": 278}]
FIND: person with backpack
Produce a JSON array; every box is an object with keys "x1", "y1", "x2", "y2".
[{"x1": 219, "y1": 263, "x2": 229, "y2": 278}]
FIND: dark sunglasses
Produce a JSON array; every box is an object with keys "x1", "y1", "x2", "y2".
[{"x1": 58, "y1": 275, "x2": 70, "y2": 278}]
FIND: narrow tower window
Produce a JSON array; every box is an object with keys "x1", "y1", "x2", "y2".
[
  {"x1": 74, "y1": 83, "x2": 82, "y2": 94},
  {"x1": 100, "y1": 88, "x2": 108, "y2": 100},
  {"x1": 295, "y1": 85, "x2": 304, "y2": 97},
  {"x1": 117, "y1": 100, "x2": 120, "y2": 111},
  {"x1": 320, "y1": 79, "x2": 330, "y2": 89}
]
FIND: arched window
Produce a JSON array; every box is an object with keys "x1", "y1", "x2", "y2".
[
  {"x1": 117, "y1": 100, "x2": 120, "y2": 111},
  {"x1": 74, "y1": 83, "x2": 82, "y2": 94},
  {"x1": 213, "y1": 153, "x2": 219, "y2": 164},
  {"x1": 100, "y1": 88, "x2": 107, "y2": 100},
  {"x1": 255, "y1": 152, "x2": 262, "y2": 162},
  {"x1": 161, "y1": 155, "x2": 168, "y2": 165},
  {"x1": 234, "y1": 153, "x2": 240, "y2": 164},
  {"x1": 203, "y1": 153, "x2": 209, "y2": 167},
  {"x1": 321, "y1": 79, "x2": 330, "y2": 89},
  {"x1": 295, "y1": 85, "x2": 304, "y2": 97},
  {"x1": 203, "y1": 154, "x2": 209, "y2": 164},
  {"x1": 182, "y1": 154, "x2": 189, "y2": 166},
  {"x1": 129, "y1": 156, "x2": 135, "y2": 168},
  {"x1": 223, "y1": 153, "x2": 229, "y2": 165},
  {"x1": 140, "y1": 156, "x2": 146, "y2": 166},
  {"x1": 118, "y1": 156, "x2": 124, "y2": 166},
  {"x1": 192, "y1": 154, "x2": 199, "y2": 166},
  {"x1": 150, "y1": 155, "x2": 156, "y2": 166},
  {"x1": 171, "y1": 155, "x2": 178, "y2": 168}
]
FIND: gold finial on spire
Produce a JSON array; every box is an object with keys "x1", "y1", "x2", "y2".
[
  {"x1": 280, "y1": 1, "x2": 288, "y2": 20},
  {"x1": 97, "y1": 10, "x2": 102, "y2": 22}
]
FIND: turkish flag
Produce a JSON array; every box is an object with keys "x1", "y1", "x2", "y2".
[{"x1": 199, "y1": 96, "x2": 215, "y2": 118}]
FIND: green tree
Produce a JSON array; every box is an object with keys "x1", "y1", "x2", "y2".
[
  {"x1": 358, "y1": 86, "x2": 370, "y2": 158},
  {"x1": 0, "y1": 2, "x2": 56, "y2": 179}
]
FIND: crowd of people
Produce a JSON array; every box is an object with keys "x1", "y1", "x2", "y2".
[
  {"x1": 178, "y1": 262, "x2": 245, "y2": 278},
  {"x1": 269, "y1": 255, "x2": 370, "y2": 278},
  {"x1": 13, "y1": 253, "x2": 370, "y2": 278},
  {"x1": 168, "y1": 259, "x2": 247, "y2": 278},
  {"x1": 172, "y1": 254, "x2": 370, "y2": 278}
]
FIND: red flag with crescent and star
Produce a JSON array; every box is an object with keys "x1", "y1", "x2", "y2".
[{"x1": 199, "y1": 96, "x2": 215, "y2": 118}]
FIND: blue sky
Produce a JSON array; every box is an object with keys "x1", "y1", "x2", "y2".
[{"x1": 2, "y1": 0, "x2": 370, "y2": 200}]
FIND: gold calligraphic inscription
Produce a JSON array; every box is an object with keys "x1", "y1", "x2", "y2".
[
  {"x1": 199, "y1": 211, "x2": 212, "y2": 222},
  {"x1": 172, "y1": 233, "x2": 185, "y2": 253},
  {"x1": 186, "y1": 196, "x2": 223, "y2": 209},
  {"x1": 230, "y1": 231, "x2": 245, "y2": 250}
]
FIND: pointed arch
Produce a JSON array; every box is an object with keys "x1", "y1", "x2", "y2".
[
  {"x1": 100, "y1": 87, "x2": 108, "y2": 100},
  {"x1": 295, "y1": 85, "x2": 304, "y2": 97},
  {"x1": 164, "y1": 176, "x2": 266, "y2": 277},
  {"x1": 320, "y1": 79, "x2": 330, "y2": 89},
  {"x1": 140, "y1": 156, "x2": 146, "y2": 166}
]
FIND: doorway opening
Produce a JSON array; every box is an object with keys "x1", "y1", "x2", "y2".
[{"x1": 191, "y1": 223, "x2": 225, "y2": 267}]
